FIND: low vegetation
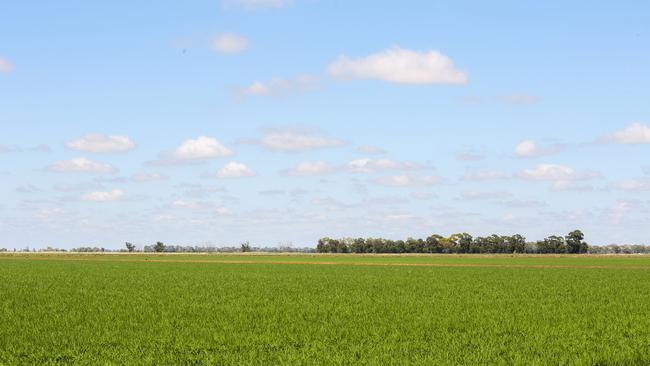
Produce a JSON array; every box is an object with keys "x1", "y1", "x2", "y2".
[{"x1": 1, "y1": 253, "x2": 650, "y2": 364}]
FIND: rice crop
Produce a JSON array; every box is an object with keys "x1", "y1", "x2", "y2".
[{"x1": 1, "y1": 253, "x2": 649, "y2": 365}]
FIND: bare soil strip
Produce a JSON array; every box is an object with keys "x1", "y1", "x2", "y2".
[{"x1": 1, "y1": 256, "x2": 649, "y2": 270}]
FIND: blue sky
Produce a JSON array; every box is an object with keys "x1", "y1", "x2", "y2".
[{"x1": 1, "y1": 0, "x2": 649, "y2": 249}]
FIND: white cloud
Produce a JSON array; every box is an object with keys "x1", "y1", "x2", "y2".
[
  {"x1": 237, "y1": 75, "x2": 317, "y2": 97},
  {"x1": 608, "y1": 200, "x2": 639, "y2": 225},
  {"x1": 245, "y1": 128, "x2": 344, "y2": 152},
  {"x1": 0, "y1": 57, "x2": 12, "y2": 73},
  {"x1": 462, "y1": 170, "x2": 507, "y2": 181},
  {"x1": 131, "y1": 173, "x2": 167, "y2": 182},
  {"x1": 327, "y1": 47, "x2": 468, "y2": 85},
  {"x1": 607, "y1": 123, "x2": 650, "y2": 145},
  {"x1": 212, "y1": 33, "x2": 249, "y2": 54},
  {"x1": 48, "y1": 158, "x2": 116, "y2": 174},
  {"x1": 550, "y1": 181, "x2": 593, "y2": 192},
  {"x1": 66, "y1": 134, "x2": 135, "y2": 153},
  {"x1": 514, "y1": 140, "x2": 563, "y2": 158},
  {"x1": 172, "y1": 200, "x2": 206, "y2": 209},
  {"x1": 519, "y1": 164, "x2": 598, "y2": 191},
  {"x1": 175, "y1": 136, "x2": 232, "y2": 160},
  {"x1": 34, "y1": 208, "x2": 66, "y2": 221},
  {"x1": 153, "y1": 214, "x2": 175, "y2": 223},
  {"x1": 514, "y1": 140, "x2": 538, "y2": 157},
  {"x1": 224, "y1": 0, "x2": 288, "y2": 10},
  {"x1": 217, "y1": 162, "x2": 256, "y2": 178},
  {"x1": 346, "y1": 158, "x2": 423, "y2": 173},
  {"x1": 285, "y1": 161, "x2": 335, "y2": 176},
  {"x1": 375, "y1": 174, "x2": 442, "y2": 187},
  {"x1": 520, "y1": 164, "x2": 576, "y2": 181},
  {"x1": 82, "y1": 189, "x2": 124, "y2": 202},
  {"x1": 461, "y1": 190, "x2": 511, "y2": 200},
  {"x1": 152, "y1": 136, "x2": 233, "y2": 165},
  {"x1": 502, "y1": 199, "x2": 547, "y2": 208},
  {"x1": 610, "y1": 179, "x2": 650, "y2": 192}
]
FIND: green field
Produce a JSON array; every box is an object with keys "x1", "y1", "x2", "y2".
[{"x1": 1, "y1": 254, "x2": 650, "y2": 365}]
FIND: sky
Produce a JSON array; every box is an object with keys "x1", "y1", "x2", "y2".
[{"x1": 1, "y1": 1, "x2": 649, "y2": 249}]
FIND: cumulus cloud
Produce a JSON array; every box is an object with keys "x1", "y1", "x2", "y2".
[
  {"x1": 223, "y1": 0, "x2": 288, "y2": 10},
  {"x1": 327, "y1": 47, "x2": 468, "y2": 85},
  {"x1": 172, "y1": 200, "x2": 208, "y2": 210},
  {"x1": 175, "y1": 136, "x2": 232, "y2": 160},
  {"x1": 606, "y1": 123, "x2": 650, "y2": 145},
  {"x1": 462, "y1": 170, "x2": 507, "y2": 181},
  {"x1": 346, "y1": 158, "x2": 424, "y2": 173},
  {"x1": 212, "y1": 33, "x2": 249, "y2": 54},
  {"x1": 285, "y1": 161, "x2": 335, "y2": 176},
  {"x1": 48, "y1": 158, "x2": 116, "y2": 174},
  {"x1": 608, "y1": 200, "x2": 639, "y2": 225},
  {"x1": 243, "y1": 128, "x2": 344, "y2": 152},
  {"x1": 131, "y1": 173, "x2": 167, "y2": 182},
  {"x1": 237, "y1": 75, "x2": 317, "y2": 98},
  {"x1": 550, "y1": 181, "x2": 593, "y2": 192},
  {"x1": 374, "y1": 174, "x2": 442, "y2": 187},
  {"x1": 66, "y1": 134, "x2": 135, "y2": 153},
  {"x1": 217, "y1": 162, "x2": 256, "y2": 178},
  {"x1": 514, "y1": 140, "x2": 564, "y2": 158},
  {"x1": 461, "y1": 190, "x2": 512, "y2": 200},
  {"x1": 502, "y1": 199, "x2": 547, "y2": 208},
  {"x1": 82, "y1": 189, "x2": 124, "y2": 202},
  {"x1": 519, "y1": 164, "x2": 598, "y2": 191},
  {"x1": 520, "y1": 164, "x2": 577, "y2": 181},
  {"x1": 610, "y1": 179, "x2": 650, "y2": 192},
  {"x1": 0, "y1": 57, "x2": 12, "y2": 73},
  {"x1": 151, "y1": 136, "x2": 233, "y2": 165}
]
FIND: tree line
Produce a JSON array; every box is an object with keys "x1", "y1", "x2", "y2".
[
  {"x1": 317, "y1": 230, "x2": 590, "y2": 254},
  {"x1": 3, "y1": 230, "x2": 650, "y2": 254}
]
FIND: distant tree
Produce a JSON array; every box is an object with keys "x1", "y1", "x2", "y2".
[
  {"x1": 506, "y1": 234, "x2": 527, "y2": 253},
  {"x1": 153, "y1": 241, "x2": 166, "y2": 253},
  {"x1": 538, "y1": 236, "x2": 566, "y2": 254},
  {"x1": 317, "y1": 237, "x2": 333, "y2": 253},
  {"x1": 450, "y1": 233, "x2": 473, "y2": 253},
  {"x1": 425, "y1": 234, "x2": 444, "y2": 253},
  {"x1": 125, "y1": 242, "x2": 136, "y2": 252},
  {"x1": 405, "y1": 237, "x2": 425, "y2": 253},
  {"x1": 565, "y1": 230, "x2": 587, "y2": 254},
  {"x1": 240, "y1": 241, "x2": 251, "y2": 253},
  {"x1": 350, "y1": 238, "x2": 367, "y2": 253}
]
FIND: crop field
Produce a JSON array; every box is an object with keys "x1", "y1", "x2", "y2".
[{"x1": 1, "y1": 253, "x2": 650, "y2": 365}]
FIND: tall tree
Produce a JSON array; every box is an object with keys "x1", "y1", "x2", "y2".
[
  {"x1": 450, "y1": 233, "x2": 473, "y2": 254},
  {"x1": 153, "y1": 241, "x2": 166, "y2": 253},
  {"x1": 565, "y1": 230, "x2": 587, "y2": 254}
]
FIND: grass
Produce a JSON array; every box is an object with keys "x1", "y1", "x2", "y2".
[{"x1": 1, "y1": 253, "x2": 650, "y2": 365}]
